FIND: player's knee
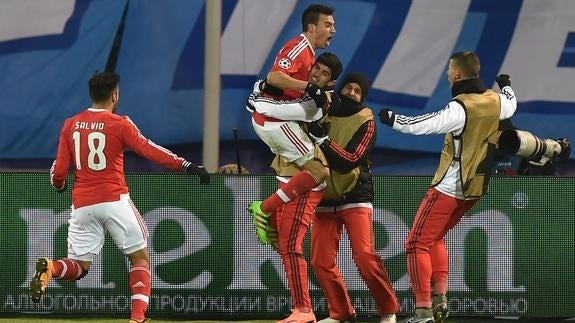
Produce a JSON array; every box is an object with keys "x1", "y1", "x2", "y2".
[{"x1": 310, "y1": 257, "x2": 333, "y2": 274}]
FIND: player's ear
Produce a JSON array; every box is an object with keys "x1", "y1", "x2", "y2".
[
  {"x1": 307, "y1": 23, "x2": 316, "y2": 34},
  {"x1": 112, "y1": 88, "x2": 119, "y2": 102}
]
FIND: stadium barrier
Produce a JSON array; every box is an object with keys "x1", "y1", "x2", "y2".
[{"x1": 1, "y1": 173, "x2": 573, "y2": 319}]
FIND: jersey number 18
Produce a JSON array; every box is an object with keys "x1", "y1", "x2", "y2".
[{"x1": 72, "y1": 131, "x2": 107, "y2": 171}]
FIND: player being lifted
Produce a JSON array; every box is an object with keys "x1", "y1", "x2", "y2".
[
  {"x1": 247, "y1": 52, "x2": 342, "y2": 323},
  {"x1": 246, "y1": 4, "x2": 337, "y2": 322},
  {"x1": 247, "y1": 2, "x2": 335, "y2": 246},
  {"x1": 30, "y1": 72, "x2": 209, "y2": 323}
]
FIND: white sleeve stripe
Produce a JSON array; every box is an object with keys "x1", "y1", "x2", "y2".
[
  {"x1": 49, "y1": 160, "x2": 56, "y2": 185},
  {"x1": 287, "y1": 37, "x2": 310, "y2": 60},
  {"x1": 288, "y1": 43, "x2": 306, "y2": 60},
  {"x1": 147, "y1": 140, "x2": 180, "y2": 160},
  {"x1": 395, "y1": 111, "x2": 440, "y2": 125},
  {"x1": 249, "y1": 93, "x2": 310, "y2": 105}
]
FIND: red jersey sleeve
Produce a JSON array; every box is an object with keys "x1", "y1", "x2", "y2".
[
  {"x1": 50, "y1": 119, "x2": 72, "y2": 190},
  {"x1": 269, "y1": 35, "x2": 315, "y2": 99},
  {"x1": 120, "y1": 117, "x2": 187, "y2": 171}
]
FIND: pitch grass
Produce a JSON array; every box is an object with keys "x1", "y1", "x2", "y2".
[{"x1": 0, "y1": 318, "x2": 572, "y2": 323}]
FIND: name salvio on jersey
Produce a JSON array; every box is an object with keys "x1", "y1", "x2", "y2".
[
  {"x1": 72, "y1": 121, "x2": 108, "y2": 171},
  {"x1": 75, "y1": 121, "x2": 104, "y2": 130}
]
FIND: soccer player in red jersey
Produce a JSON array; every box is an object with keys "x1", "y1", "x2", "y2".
[
  {"x1": 29, "y1": 72, "x2": 209, "y2": 323},
  {"x1": 247, "y1": 4, "x2": 336, "y2": 322}
]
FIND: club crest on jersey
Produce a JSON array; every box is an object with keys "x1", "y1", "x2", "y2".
[{"x1": 278, "y1": 58, "x2": 291, "y2": 69}]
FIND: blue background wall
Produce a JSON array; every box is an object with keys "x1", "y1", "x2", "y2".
[{"x1": 1, "y1": 0, "x2": 574, "y2": 174}]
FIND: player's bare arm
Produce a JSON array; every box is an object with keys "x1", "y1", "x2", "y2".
[{"x1": 266, "y1": 70, "x2": 308, "y2": 91}]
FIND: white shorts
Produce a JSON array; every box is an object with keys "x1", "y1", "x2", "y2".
[
  {"x1": 252, "y1": 117, "x2": 315, "y2": 166},
  {"x1": 67, "y1": 194, "x2": 148, "y2": 262}
]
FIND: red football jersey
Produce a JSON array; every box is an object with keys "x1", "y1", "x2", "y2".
[
  {"x1": 270, "y1": 34, "x2": 315, "y2": 100},
  {"x1": 51, "y1": 108, "x2": 187, "y2": 208}
]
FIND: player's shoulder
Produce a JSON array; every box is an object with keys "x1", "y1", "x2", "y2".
[
  {"x1": 63, "y1": 108, "x2": 91, "y2": 124},
  {"x1": 280, "y1": 34, "x2": 312, "y2": 54},
  {"x1": 359, "y1": 106, "x2": 374, "y2": 117},
  {"x1": 115, "y1": 114, "x2": 142, "y2": 133}
]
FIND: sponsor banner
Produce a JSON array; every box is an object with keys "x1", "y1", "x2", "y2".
[{"x1": 0, "y1": 173, "x2": 573, "y2": 318}]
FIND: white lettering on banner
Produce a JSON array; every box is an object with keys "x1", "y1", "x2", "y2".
[
  {"x1": 20, "y1": 208, "x2": 63, "y2": 289},
  {"x1": 146, "y1": 207, "x2": 212, "y2": 288},
  {"x1": 448, "y1": 297, "x2": 528, "y2": 315},
  {"x1": 2, "y1": 292, "x2": 527, "y2": 315},
  {"x1": 447, "y1": 210, "x2": 526, "y2": 292},
  {"x1": 17, "y1": 201, "x2": 522, "y2": 293},
  {"x1": 225, "y1": 177, "x2": 310, "y2": 290},
  {"x1": 20, "y1": 208, "x2": 116, "y2": 289},
  {"x1": 374, "y1": 0, "x2": 472, "y2": 96},
  {"x1": 0, "y1": 0, "x2": 75, "y2": 42},
  {"x1": 500, "y1": 0, "x2": 575, "y2": 102},
  {"x1": 339, "y1": 209, "x2": 410, "y2": 290},
  {"x1": 221, "y1": 0, "x2": 297, "y2": 74}
]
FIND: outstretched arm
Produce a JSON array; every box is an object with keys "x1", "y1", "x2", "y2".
[
  {"x1": 379, "y1": 102, "x2": 466, "y2": 135},
  {"x1": 495, "y1": 74, "x2": 517, "y2": 120},
  {"x1": 122, "y1": 117, "x2": 209, "y2": 183}
]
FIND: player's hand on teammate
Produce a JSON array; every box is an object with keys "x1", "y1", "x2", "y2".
[
  {"x1": 305, "y1": 83, "x2": 328, "y2": 110},
  {"x1": 245, "y1": 97, "x2": 256, "y2": 112},
  {"x1": 308, "y1": 121, "x2": 330, "y2": 145},
  {"x1": 184, "y1": 162, "x2": 210, "y2": 184},
  {"x1": 496, "y1": 74, "x2": 511, "y2": 90},
  {"x1": 258, "y1": 79, "x2": 284, "y2": 97},
  {"x1": 378, "y1": 108, "x2": 396, "y2": 127}
]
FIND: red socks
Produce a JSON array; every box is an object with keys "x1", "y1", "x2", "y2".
[
  {"x1": 53, "y1": 258, "x2": 84, "y2": 280},
  {"x1": 261, "y1": 171, "x2": 319, "y2": 214},
  {"x1": 129, "y1": 266, "x2": 151, "y2": 322}
]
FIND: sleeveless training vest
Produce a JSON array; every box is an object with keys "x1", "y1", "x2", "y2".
[
  {"x1": 431, "y1": 90, "x2": 501, "y2": 198},
  {"x1": 323, "y1": 108, "x2": 373, "y2": 201}
]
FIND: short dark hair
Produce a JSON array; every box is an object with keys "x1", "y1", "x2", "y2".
[
  {"x1": 315, "y1": 52, "x2": 342, "y2": 81},
  {"x1": 89, "y1": 72, "x2": 120, "y2": 103},
  {"x1": 301, "y1": 4, "x2": 334, "y2": 32},
  {"x1": 450, "y1": 51, "x2": 480, "y2": 79}
]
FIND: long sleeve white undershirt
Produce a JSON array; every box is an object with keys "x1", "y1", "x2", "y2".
[{"x1": 392, "y1": 86, "x2": 517, "y2": 199}]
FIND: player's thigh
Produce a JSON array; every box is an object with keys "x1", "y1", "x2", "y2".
[
  {"x1": 340, "y1": 206, "x2": 375, "y2": 254},
  {"x1": 67, "y1": 205, "x2": 106, "y2": 260},
  {"x1": 253, "y1": 120, "x2": 314, "y2": 164},
  {"x1": 103, "y1": 196, "x2": 149, "y2": 255}
]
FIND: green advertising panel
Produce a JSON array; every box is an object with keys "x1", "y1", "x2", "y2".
[{"x1": 0, "y1": 173, "x2": 573, "y2": 320}]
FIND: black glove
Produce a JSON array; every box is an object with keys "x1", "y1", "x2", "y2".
[
  {"x1": 259, "y1": 79, "x2": 283, "y2": 97},
  {"x1": 184, "y1": 162, "x2": 210, "y2": 184},
  {"x1": 53, "y1": 182, "x2": 67, "y2": 193},
  {"x1": 496, "y1": 74, "x2": 511, "y2": 89},
  {"x1": 555, "y1": 138, "x2": 571, "y2": 162},
  {"x1": 246, "y1": 97, "x2": 255, "y2": 112},
  {"x1": 305, "y1": 83, "x2": 327, "y2": 109},
  {"x1": 309, "y1": 120, "x2": 330, "y2": 138},
  {"x1": 378, "y1": 108, "x2": 395, "y2": 126},
  {"x1": 308, "y1": 121, "x2": 330, "y2": 145}
]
